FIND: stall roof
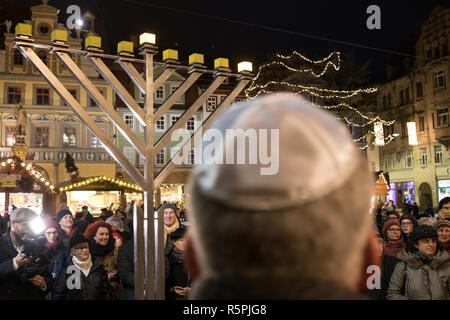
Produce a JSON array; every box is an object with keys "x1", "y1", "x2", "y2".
[{"x1": 55, "y1": 176, "x2": 142, "y2": 194}]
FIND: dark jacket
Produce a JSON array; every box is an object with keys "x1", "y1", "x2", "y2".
[
  {"x1": 367, "y1": 254, "x2": 401, "y2": 300},
  {"x1": 0, "y1": 230, "x2": 53, "y2": 299},
  {"x1": 387, "y1": 250, "x2": 450, "y2": 300},
  {"x1": 165, "y1": 246, "x2": 190, "y2": 300},
  {"x1": 52, "y1": 257, "x2": 112, "y2": 300},
  {"x1": 117, "y1": 238, "x2": 134, "y2": 300}
]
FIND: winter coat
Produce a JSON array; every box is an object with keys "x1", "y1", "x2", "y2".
[
  {"x1": 117, "y1": 239, "x2": 134, "y2": 300},
  {"x1": 386, "y1": 250, "x2": 450, "y2": 300},
  {"x1": 165, "y1": 246, "x2": 190, "y2": 300},
  {"x1": 52, "y1": 257, "x2": 112, "y2": 300},
  {"x1": 0, "y1": 230, "x2": 53, "y2": 299},
  {"x1": 90, "y1": 240, "x2": 120, "y2": 299},
  {"x1": 366, "y1": 254, "x2": 401, "y2": 300}
]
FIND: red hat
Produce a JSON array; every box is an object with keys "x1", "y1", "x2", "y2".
[
  {"x1": 382, "y1": 220, "x2": 401, "y2": 235},
  {"x1": 400, "y1": 212, "x2": 417, "y2": 225},
  {"x1": 44, "y1": 218, "x2": 58, "y2": 231},
  {"x1": 113, "y1": 232, "x2": 124, "y2": 243}
]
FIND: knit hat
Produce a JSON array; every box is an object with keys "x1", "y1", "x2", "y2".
[
  {"x1": 433, "y1": 219, "x2": 450, "y2": 231},
  {"x1": 163, "y1": 204, "x2": 177, "y2": 212},
  {"x1": 44, "y1": 218, "x2": 58, "y2": 231},
  {"x1": 410, "y1": 225, "x2": 438, "y2": 242},
  {"x1": 56, "y1": 209, "x2": 73, "y2": 223},
  {"x1": 69, "y1": 232, "x2": 89, "y2": 249},
  {"x1": 387, "y1": 211, "x2": 400, "y2": 219},
  {"x1": 382, "y1": 220, "x2": 401, "y2": 235},
  {"x1": 170, "y1": 227, "x2": 187, "y2": 240},
  {"x1": 400, "y1": 212, "x2": 417, "y2": 226},
  {"x1": 382, "y1": 205, "x2": 394, "y2": 212}
]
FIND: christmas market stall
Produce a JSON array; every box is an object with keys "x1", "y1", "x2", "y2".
[
  {"x1": 56, "y1": 176, "x2": 142, "y2": 216},
  {"x1": 0, "y1": 156, "x2": 56, "y2": 216}
]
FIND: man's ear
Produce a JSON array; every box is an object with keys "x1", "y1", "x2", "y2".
[
  {"x1": 356, "y1": 229, "x2": 381, "y2": 293},
  {"x1": 184, "y1": 233, "x2": 201, "y2": 280}
]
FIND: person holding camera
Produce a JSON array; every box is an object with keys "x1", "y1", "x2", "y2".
[
  {"x1": 0, "y1": 208, "x2": 53, "y2": 299},
  {"x1": 437, "y1": 197, "x2": 450, "y2": 221}
]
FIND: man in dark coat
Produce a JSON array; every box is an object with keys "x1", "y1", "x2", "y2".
[
  {"x1": 184, "y1": 95, "x2": 379, "y2": 299},
  {"x1": 165, "y1": 227, "x2": 190, "y2": 300},
  {"x1": 117, "y1": 237, "x2": 134, "y2": 300},
  {"x1": 0, "y1": 208, "x2": 53, "y2": 299}
]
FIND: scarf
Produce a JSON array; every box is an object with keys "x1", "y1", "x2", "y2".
[
  {"x1": 89, "y1": 239, "x2": 115, "y2": 257},
  {"x1": 164, "y1": 220, "x2": 180, "y2": 247},
  {"x1": 414, "y1": 251, "x2": 433, "y2": 265},
  {"x1": 72, "y1": 254, "x2": 93, "y2": 277},
  {"x1": 383, "y1": 240, "x2": 405, "y2": 258},
  {"x1": 45, "y1": 241, "x2": 58, "y2": 248}
]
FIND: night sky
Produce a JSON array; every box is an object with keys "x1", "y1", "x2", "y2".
[{"x1": 7, "y1": 0, "x2": 450, "y2": 82}]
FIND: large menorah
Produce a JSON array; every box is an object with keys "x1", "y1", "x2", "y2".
[{"x1": 13, "y1": 23, "x2": 253, "y2": 300}]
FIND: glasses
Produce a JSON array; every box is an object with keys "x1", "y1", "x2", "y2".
[{"x1": 388, "y1": 228, "x2": 401, "y2": 232}]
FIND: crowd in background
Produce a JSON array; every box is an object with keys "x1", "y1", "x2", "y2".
[{"x1": 0, "y1": 201, "x2": 190, "y2": 300}]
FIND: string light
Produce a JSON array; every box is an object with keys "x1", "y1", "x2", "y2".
[{"x1": 60, "y1": 176, "x2": 143, "y2": 193}]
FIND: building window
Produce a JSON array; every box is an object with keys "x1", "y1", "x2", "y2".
[
  {"x1": 37, "y1": 51, "x2": 47, "y2": 66},
  {"x1": 63, "y1": 127, "x2": 76, "y2": 147},
  {"x1": 434, "y1": 70, "x2": 446, "y2": 89},
  {"x1": 399, "y1": 90, "x2": 404, "y2": 105},
  {"x1": 382, "y1": 96, "x2": 387, "y2": 109},
  {"x1": 387, "y1": 94, "x2": 392, "y2": 107},
  {"x1": 434, "y1": 46, "x2": 440, "y2": 59},
  {"x1": 384, "y1": 158, "x2": 390, "y2": 170},
  {"x1": 432, "y1": 113, "x2": 435, "y2": 129},
  {"x1": 187, "y1": 117, "x2": 195, "y2": 131},
  {"x1": 6, "y1": 126, "x2": 15, "y2": 146},
  {"x1": 13, "y1": 50, "x2": 23, "y2": 65},
  {"x1": 170, "y1": 85, "x2": 178, "y2": 95},
  {"x1": 156, "y1": 87, "x2": 164, "y2": 99},
  {"x1": 36, "y1": 88, "x2": 50, "y2": 105},
  {"x1": 7, "y1": 87, "x2": 21, "y2": 104},
  {"x1": 89, "y1": 89, "x2": 105, "y2": 107},
  {"x1": 206, "y1": 96, "x2": 217, "y2": 112},
  {"x1": 156, "y1": 149, "x2": 165, "y2": 165},
  {"x1": 171, "y1": 116, "x2": 180, "y2": 127},
  {"x1": 64, "y1": 89, "x2": 77, "y2": 106},
  {"x1": 188, "y1": 149, "x2": 195, "y2": 165},
  {"x1": 123, "y1": 147, "x2": 136, "y2": 165},
  {"x1": 420, "y1": 148, "x2": 427, "y2": 167},
  {"x1": 405, "y1": 88, "x2": 409, "y2": 103},
  {"x1": 124, "y1": 114, "x2": 134, "y2": 130},
  {"x1": 401, "y1": 122, "x2": 407, "y2": 137},
  {"x1": 156, "y1": 117, "x2": 165, "y2": 131},
  {"x1": 419, "y1": 115, "x2": 425, "y2": 132},
  {"x1": 391, "y1": 154, "x2": 397, "y2": 169},
  {"x1": 35, "y1": 127, "x2": 49, "y2": 147},
  {"x1": 437, "y1": 108, "x2": 449, "y2": 128},
  {"x1": 435, "y1": 145, "x2": 442, "y2": 164},
  {"x1": 416, "y1": 82, "x2": 423, "y2": 98},
  {"x1": 91, "y1": 128, "x2": 105, "y2": 148},
  {"x1": 404, "y1": 151, "x2": 413, "y2": 168}
]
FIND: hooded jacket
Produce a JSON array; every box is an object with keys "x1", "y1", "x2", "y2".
[
  {"x1": 52, "y1": 257, "x2": 112, "y2": 300},
  {"x1": 386, "y1": 250, "x2": 450, "y2": 300}
]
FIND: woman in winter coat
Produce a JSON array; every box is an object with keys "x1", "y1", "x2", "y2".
[
  {"x1": 399, "y1": 213, "x2": 417, "y2": 245},
  {"x1": 434, "y1": 220, "x2": 450, "y2": 256},
  {"x1": 52, "y1": 233, "x2": 111, "y2": 300},
  {"x1": 386, "y1": 225, "x2": 450, "y2": 300},
  {"x1": 382, "y1": 220, "x2": 405, "y2": 259},
  {"x1": 84, "y1": 221, "x2": 121, "y2": 299}
]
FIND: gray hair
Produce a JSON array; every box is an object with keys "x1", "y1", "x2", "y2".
[
  {"x1": 187, "y1": 159, "x2": 374, "y2": 289},
  {"x1": 105, "y1": 216, "x2": 124, "y2": 231},
  {"x1": 418, "y1": 217, "x2": 436, "y2": 227},
  {"x1": 10, "y1": 207, "x2": 36, "y2": 223}
]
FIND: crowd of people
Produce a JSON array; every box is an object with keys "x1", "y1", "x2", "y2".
[
  {"x1": 369, "y1": 198, "x2": 450, "y2": 299},
  {"x1": 0, "y1": 201, "x2": 189, "y2": 300}
]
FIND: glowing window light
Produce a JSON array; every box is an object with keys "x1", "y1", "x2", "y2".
[{"x1": 407, "y1": 122, "x2": 418, "y2": 145}]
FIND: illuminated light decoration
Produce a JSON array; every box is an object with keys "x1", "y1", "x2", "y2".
[
  {"x1": 214, "y1": 58, "x2": 229, "y2": 69},
  {"x1": 189, "y1": 53, "x2": 204, "y2": 65},
  {"x1": 374, "y1": 122, "x2": 385, "y2": 146},
  {"x1": 1, "y1": 162, "x2": 5, "y2": 166},
  {"x1": 85, "y1": 36, "x2": 102, "y2": 49},
  {"x1": 21, "y1": 163, "x2": 25, "y2": 167},
  {"x1": 7, "y1": 159, "x2": 12, "y2": 164},
  {"x1": 238, "y1": 61, "x2": 253, "y2": 73},
  {"x1": 407, "y1": 122, "x2": 418, "y2": 145},
  {"x1": 40, "y1": 178, "x2": 45, "y2": 182},
  {"x1": 139, "y1": 33, "x2": 156, "y2": 45},
  {"x1": 50, "y1": 186, "x2": 54, "y2": 190}
]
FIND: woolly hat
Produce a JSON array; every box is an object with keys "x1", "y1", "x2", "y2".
[
  {"x1": 190, "y1": 94, "x2": 374, "y2": 211},
  {"x1": 387, "y1": 211, "x2": 400, "y2": 218},
  {"x1": 433, "y1": 219, "x2": 450, "y2": 231},
  {"x1": 163, "y1": 204, "x2": 177, "y2": 212},
  {"x1": 400, "y1": 212, "x2": 417, "y2": 225},
  {"x1": 69, "y1": 232, "x2": 89, "y2": 249},
  {"x1": 382, "y1": 220, "x2": 401, "y2": 235},
  {"x1": 382, "y1": 205, "x2": 394, "y2": 212},
  {"x1": 410, "y1": 225, "x2": 438, "y2": 242},
  {"x1": 56, "y1": 209, "x2": 73, "y2": 223},
  {"x1": 170, "y1": 227, "x2": 187, "y2": 240},
  {"x1": 44, "y1": 218, "x2": 58, "y2": 231}
]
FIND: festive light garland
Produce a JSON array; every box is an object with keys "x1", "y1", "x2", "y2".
[
  {"x1": 0, "y1": 158, "x2": 55, "y2": 191},
  {"x1": 59, "y1": 176, "x2": 142, "y2": 193},
  {"x1": 245, "y1": 50, "x2": 396, "y2": 149}
]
